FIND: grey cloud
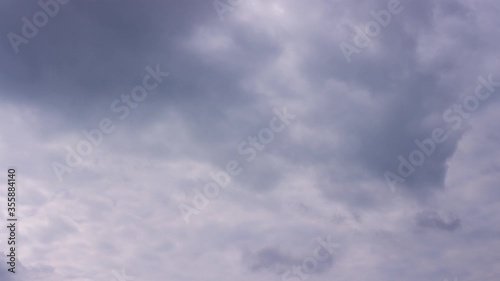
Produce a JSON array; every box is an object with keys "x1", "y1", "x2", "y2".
[
  {"x1": 243, "y1": 247, "x2": 298, "y2": 274},
  {"x1": 415, "y1": 210, "x2": 461, "y2": 232},
  {"x1": 242, "y1": 246, "x2": 335, "y2": 276},
  {"x1": 0, "y1": 0, "x2": 499, "y2": 280}
]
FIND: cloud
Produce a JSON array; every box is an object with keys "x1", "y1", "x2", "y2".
[
  {"x1": 415, "y1": 210, "x2": 461, "y2": 232},
  {"x1": 0, "y1": 0, "x2": 499, "y2": 280}
]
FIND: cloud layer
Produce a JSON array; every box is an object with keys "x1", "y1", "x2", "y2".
[{"x1": 0, "y1": 0, "x2": 499, "y2": 280}]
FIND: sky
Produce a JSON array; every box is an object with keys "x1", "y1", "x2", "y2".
[{"x1": 0, "y1": 0, "x2": 499, "y2": 280}]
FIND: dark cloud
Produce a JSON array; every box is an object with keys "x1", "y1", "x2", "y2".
[
  {"x1": 243, "y1": 247, "x2": 297, "y2": 274},
  {"x1": 242, "y1": 246, "x2": 334, "y2": 276},
  {"x1": 415, "y1": 210, "x2": 461, "y2": 232}
]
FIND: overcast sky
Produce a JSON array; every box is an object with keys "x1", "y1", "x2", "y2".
[{"x1": 0, "y1": 0, "x2": 499, "y2": 280}]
